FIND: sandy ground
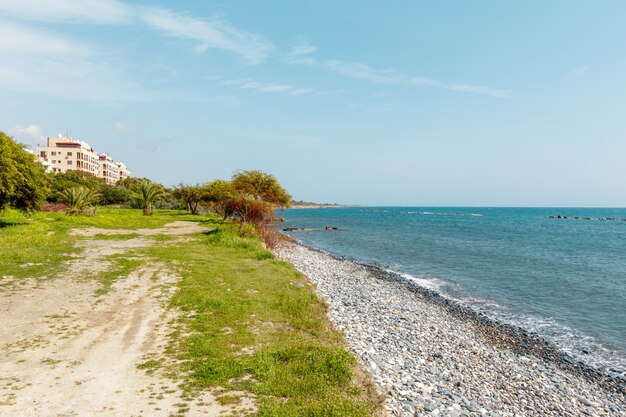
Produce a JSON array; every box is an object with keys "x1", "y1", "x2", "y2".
[{"x1": 0, "y1": 221, "x2": 256, "y2": 417}]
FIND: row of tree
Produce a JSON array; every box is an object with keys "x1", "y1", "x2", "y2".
[
  {"x1": 173, "y1": 170, "x2": 291, "y2": 231},
  {"x1": 1, "y1": 132, "x2": 291, "y2": 237},
  {"x1": 45, "y1": 171, "x2": 178, "y2": 214}
]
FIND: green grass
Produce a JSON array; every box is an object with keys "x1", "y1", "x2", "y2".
[
  {"x1": 93, "y1": 233, "x2": 142, "y2": 240},
  {"x1": 148, "y1": 224, "x2": 382, "y2": 416},
  {"x1": 0, "y1": 207, "x2": 382, "y2": 415},
  {"x1": 216, "y1": 394, "x2": 242, "y2": 405},
  {"x1": 94, "y1": 253, "x2": 145, "y2": 296},
  {"x1": 0, "y1": 207, "x2": 208, "y2": 281},
  {"x1": 0, "y1": 210, "x2": 77, "y2": 280}
]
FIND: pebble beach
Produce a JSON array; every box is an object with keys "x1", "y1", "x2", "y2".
[{"x1": 275, "y1": 241, "x2": 626, "y2": 417}]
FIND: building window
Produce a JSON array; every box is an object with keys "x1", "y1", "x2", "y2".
[
  {"x1": 68, "y1": 152, "x2": 72, "y2": 156},
  {"x1": 40, "y1": 151, "x2": 46, "y2": 157},
  {"x1": 67, "y1": 161, "x2": 72, "y2": 165},
  {"x1": 51, "y1": 151, "x2": 56, "y2": 156}
]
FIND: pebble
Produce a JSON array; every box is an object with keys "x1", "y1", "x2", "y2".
[{"x1": 276, "y1": 243, "x2": 626, "y2": 417}]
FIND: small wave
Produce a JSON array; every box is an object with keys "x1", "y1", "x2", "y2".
[
  {"x1": 282, "y1": 235, "x2": 626, "y2": 377},
  {"x1": 459, "y1": 295, "x2": 505, "y2": 310},
  {"x1": 447, "y1": 295, "x2": 626, "y2": 375},
  {"x1": 364, "y1": 209, "x2": 482, "y2": 217},
  {"x1": 495, "y1": 312, "x2": 626, "y2": 374},
  {"x1": 394, "y1": 271, "x2": 446, "y2": 291},
  {"x1": 380, "y1": 264, "x2": 626, "y2": 375}
]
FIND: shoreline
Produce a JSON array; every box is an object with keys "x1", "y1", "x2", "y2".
[
  {"x1": 286, "y1": 205, "x2": 359, "y2": 209},
  {"x1": 275, "y1": 239, "x2": 626, "y2": 416}
]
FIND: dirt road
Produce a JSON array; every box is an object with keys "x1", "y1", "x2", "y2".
[{"x1": 0, "y1": 222, "x2": 254, "y2": 417}]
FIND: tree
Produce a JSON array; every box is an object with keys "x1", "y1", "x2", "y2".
[
  {"x1": 0, "y1": 132, "x2": 49, "y2": 211},
  {"x1": 99, "y1": 184, "x2": 131, "y2": 206},
  {"x1": 46, "y1": 171, "x2": 133, "y2": 206},
  {"x1": 201, "y1": 172, "x2": 291, "y2": 240},
  {"x1": 228, "y1": 197, "x2": 275, "y2": 233},
  {"x1": 172, "y1": 184, "x2": 203, "y2": 215},
  {"x1": 58, "y1": 186, "x2": 100, "y2": 215},
  {"x1": 47, "y1": 171, "x2": 103, "y2": 203},
  {"x1": 130, "y1": 180, "x2": 166, "y2": 215},
  {"x1": 201, "y1": 180, "x2": 238, "y2": 219},
  {"x1": 116, "y1": 176, "x2": 149, "y2": 190},
  {"x1": 231, "y1": 170, "x2": 291, "y2": 207}
]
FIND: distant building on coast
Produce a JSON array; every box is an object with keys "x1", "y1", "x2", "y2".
[{"x1": 36, "y1": 134, "x2": 131, "y2": 184}]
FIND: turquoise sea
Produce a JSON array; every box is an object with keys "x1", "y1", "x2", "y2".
[{"x1": 279, "y1": 207, "x2": 626, "y2": 375}]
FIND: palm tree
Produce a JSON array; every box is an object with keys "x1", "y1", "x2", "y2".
[
  {"x1": 131, "y1": 180, "x2": 165, "y2": 215},
  {"x1": 58, "y1": 186, "x2": 99, "y2": 215}
]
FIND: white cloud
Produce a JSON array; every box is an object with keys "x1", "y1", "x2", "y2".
[
  {"x1": 114, "y1": 120, "x2": 136, "y2": 134},
  {"x1": 287, "y1": 54, "x2": 318, "y2": 65},
  {"x1": 223, "y1": 79, "x2": 323, "y2": 96},
  {"x1": 0, "y1": 22, "x2": 90, "y2": 56},
  {"x1": 569, "y1": 66, "x2": 589, "y2": 77},
  {"x1": 445, "y1": 83, "x2": 510, "y2": 98},
  {"x1": 292, "y1": 39, "x2": 318, "y2": 56},
  {"x1": 6, "y1": 124, "x2": 46, "y2": 149},
  {"x1": 142, "y1": 8, "x2": 275, "y2": 64},
  {"x1": 0, "y1": 6, "x2": 281, "y2": 101},
  {"x1": 0, "y1": 54, "x2": 149, "y2": 102},
  {"x1": 0, "y1": 0, "x2": 131, "y2": 24},
  {"x1": 407, "y1": 76, "x2": 438, "y2": 87},
  {"x1": 0, "y1": 22, "x2": 209, "y2": 102},
  {"x1": 0, "y1": 22, "x2": 140, "y2": 101},
  {"x1": 0, "y1": 2, "x2": 275, "y2": 64},
  {"x1": 326, "y1": 61, "x2": 409, "y2": 84},
  {"x1": 325, "y1": 60, "x2": 510, "y2": 98},
  {"x1": 287, "y1": 38, "x2": 319, "y2": 64}
]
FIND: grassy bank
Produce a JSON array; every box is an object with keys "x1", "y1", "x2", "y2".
[
  {"x1": 0, "y1": 208, "x2": 382, "y2": 416},
  {"x1": 0, "y1": 208, "x2": 202, "y2": 282}
]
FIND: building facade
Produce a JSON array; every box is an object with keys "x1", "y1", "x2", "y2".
[
  {"x1": 36, "y1": 135, "x2": 130, "y2": 184},
  {"x1": 117, "y1": 162, "x2": 131, "y2": 181},
  {"x1": 98, "y1": 154, "x2": 120, "y2": 184}
]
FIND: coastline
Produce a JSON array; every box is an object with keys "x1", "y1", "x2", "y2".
[
  {"x1": 287, "y1": 204, "x2": 359, "y2": 209},
  {"x1": 275, "y1": 240, "x2": 626, "y2": 417}
]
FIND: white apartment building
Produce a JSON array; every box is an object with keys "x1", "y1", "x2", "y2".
[
  {"x1": 98, "y1": 154, "x2": 118, "y2": 184},
  {"x1": 36, "y1": 135, "x2": 130, "y2": 184},
  {"x1": 117, "y1": 162, "x2": 131, "y2": 181}
]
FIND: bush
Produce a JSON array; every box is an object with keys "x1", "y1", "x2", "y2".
[
  {"x1": 47, "y1": 171, "x2": 103, "y2": 203},
  {"x1": 130, "y1": 180, "x2": 166, "y2": 215},
  {"x1": 0, "y1": 132, "x2": 49, "y2": 211},
  {"x1": 99, "y1": 184, "x2": 131, "y2": 205},
  {"x1": 58, "y1": 186, "x2": 100, "y2": 216}
]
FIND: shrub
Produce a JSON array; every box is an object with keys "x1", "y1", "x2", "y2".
[
  {"x1": 130, "y1": 180, "x2": 166, "y2": 215},
  {"x1": 0, "y1": 132, "x2": 49, "y2": 211},
  {"x1": 58, "y1": 186, "x2": 100, "y2": 216}
]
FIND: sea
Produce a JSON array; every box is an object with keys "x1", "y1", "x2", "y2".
[{"x1": 279, "y1": 207, "x2": 626, "y2": 375}]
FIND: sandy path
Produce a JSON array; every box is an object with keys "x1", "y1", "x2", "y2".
[{"x1": 0, "y1": 221, "x2": 255, "y2": 417}]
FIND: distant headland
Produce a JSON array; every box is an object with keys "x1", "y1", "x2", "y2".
[{"x1": 289, "y1": 200, "x2": 354, "y2": 209}]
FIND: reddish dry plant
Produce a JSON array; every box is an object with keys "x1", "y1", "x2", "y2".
[
  {"x1": 259, "y1": 225, "x2": 282, "y2": 249},
  {"x1": 43, "y1": 203, "x2": 70, "y2": 212}
]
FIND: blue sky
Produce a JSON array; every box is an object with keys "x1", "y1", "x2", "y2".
[{"x1": 2, "y1": 1, "x2": 626, "y2": 206}]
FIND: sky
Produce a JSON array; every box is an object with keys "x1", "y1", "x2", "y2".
[{"x1": 1, "y1": 1, "x2": 626, "y2": 207}]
